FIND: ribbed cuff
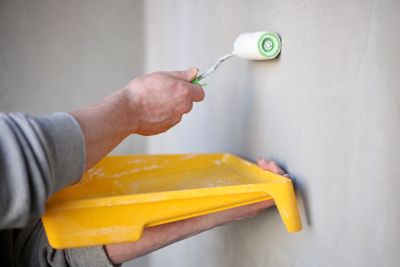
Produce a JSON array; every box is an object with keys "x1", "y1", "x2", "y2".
[
  {"x1": 35, "y1": 112, "x2": 85, "y2": 192},
  {"x1": 66, "y1": 246, "x2": 118, "y2": 267}
]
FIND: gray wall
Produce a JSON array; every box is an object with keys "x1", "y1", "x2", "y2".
[
  {"x1": 1, "y1": 1, "x2": 400, "y2": 266},
  {"x1": 0, "y1": 0, "x2": 146, "y2": 154},
  {"x1": 138, "y1": 0, "x2": 400, "y2": 266}
]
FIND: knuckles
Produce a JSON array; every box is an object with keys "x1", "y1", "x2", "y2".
[
  {"x1": 183, "y1": 102, "x2": 193, "y2": 113},
  {"x1": 128, "y1": 71, "x2": 198, "y2": 136}
]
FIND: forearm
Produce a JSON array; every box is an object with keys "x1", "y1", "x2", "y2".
[
  {"x1": 70, "y1": 68, "x2": 203, "y2": 170},
  {"x1": 70, "y1": 89, "x2": 134, "y2": 170},
  {"x1": 105, "y1": 216, "x2": 205, "y2": 264},
  {"x1": 105, "y1": 199, "x2": 274, "y2": 264}
]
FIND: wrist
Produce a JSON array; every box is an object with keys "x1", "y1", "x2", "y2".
[
  {"x1": 104, "y1": 244, "x2": 137, "y2": 265},
  {"x1": 120, "y1": 87, "x2": 141, "y2": 134},
  {"x1": 117, "y1": 88, "x2": 139, "y2": 135}
]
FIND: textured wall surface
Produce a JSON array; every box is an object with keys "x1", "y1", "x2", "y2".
[
  {"x1": 0, "y1": 0, "x2": 145, "y2": 153},
  {"x1": 131, "y1": 0, "x2": 400, "y2": 266},
  {"x1": 1, "y1": 1, "x2": 399, "y2": 266}
]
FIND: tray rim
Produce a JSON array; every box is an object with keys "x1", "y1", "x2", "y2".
[{"x1": 45, "y1": 153, "x2": 291, "y2": 211}]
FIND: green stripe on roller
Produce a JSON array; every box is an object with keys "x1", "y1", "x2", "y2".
[{"x1": 257, "y1": 32, "x2": 282, "y2": 59}]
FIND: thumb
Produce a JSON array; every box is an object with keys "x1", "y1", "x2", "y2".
[{"x1": 168, "y1": 67, "x2": 198, "y2": 81}]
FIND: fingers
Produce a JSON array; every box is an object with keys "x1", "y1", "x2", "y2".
[
  {"x1": 257, "y1": 158, "x2": 286, "y2": 176},
  {"x1": 186, "y1": 83, "x2": 205, "y2": 102},
  {"x1": 165, "y1": 68, "x2": 205, "y2": 102},
  {"x1": 168, "y1": 67, "x2": 198, "y2": 81},
  {"x1": 268, "y1": 161, "x2": 285, "y2": 175},
  {"x1": 257, "y1": 158, "x2": 270, "y2": 169},
  {"x1": 184, "y1": 101, "x2": 193, "y2": 113}
]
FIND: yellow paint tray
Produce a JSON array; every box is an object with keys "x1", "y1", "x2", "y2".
[{"x1": 42, "y1": 153, "x2": 302, "y2": 249}]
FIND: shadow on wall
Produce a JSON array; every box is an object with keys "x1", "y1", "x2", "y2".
[
  {"x1": 266, "y1": 159, "x2": 312, "y2": 228},
  {"x1": 290, "y1": 173, "x2": 312, "y2": 227}
]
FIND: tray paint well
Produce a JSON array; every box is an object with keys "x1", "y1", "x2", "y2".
[{"x1": 42, "y1": 154, "x2": 302, "y2": 249}]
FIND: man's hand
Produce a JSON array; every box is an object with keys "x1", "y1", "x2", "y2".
[
  {"x1": 124, "y1": 68, "x2": 205, "y2": 136},
  {"x1": 71, "y1": 68, "x2": 204, "y2": 169},
  {"x1": 104, "y1": 159, "x2": 288, "y2": 265},
  {"x1": 70, "y1": 68, "x2": 287, "y2": 265}
]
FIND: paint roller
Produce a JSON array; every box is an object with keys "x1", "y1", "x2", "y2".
[{"x1": 192, "y1": 31, "x2": 281, "y2": 85}]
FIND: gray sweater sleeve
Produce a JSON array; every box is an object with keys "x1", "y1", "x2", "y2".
[
  {"x1": 0, "y1": 112, "x2": 85, "y2": 229},
  {"x1": 15, "y1": 219, "x2": 115, "y2": 267},
  {"x1": 0, "y1": 112, "x2": 115, "y2": 267}
]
